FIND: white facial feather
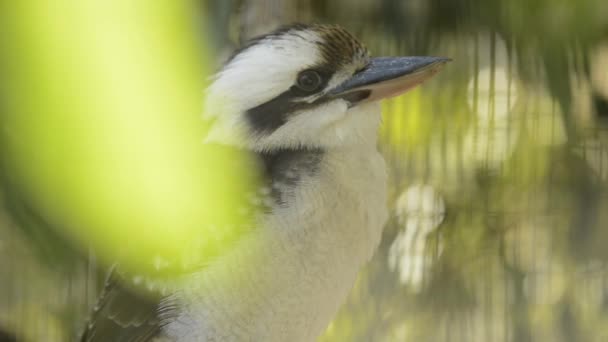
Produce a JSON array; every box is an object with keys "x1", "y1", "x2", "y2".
[
  {"x1": 203, "y1": 27, "x2": 374, "y2": 151},
  {"x1": 210, "y1": 31, "x2": 322, "y2": 110},
  {"x1": 255, "y1": 101, "x2": 381, "y2": 150}
]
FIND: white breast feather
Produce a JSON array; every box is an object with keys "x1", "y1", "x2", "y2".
[{"x1": 163, "y1": 104, "x2": 388, "y2": 341}]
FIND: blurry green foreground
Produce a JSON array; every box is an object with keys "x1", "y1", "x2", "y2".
[{"x1": 0, "y1": 1, "x2": 255, "y2": 285}]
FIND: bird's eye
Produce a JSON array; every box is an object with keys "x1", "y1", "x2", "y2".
[{"x1": 296, "y1": 70, "x2": 323, "y2": 92}]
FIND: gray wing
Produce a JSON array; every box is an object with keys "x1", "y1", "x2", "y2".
[{"x1": 80, "y1": 267, "x2": 172, "y2": 342}]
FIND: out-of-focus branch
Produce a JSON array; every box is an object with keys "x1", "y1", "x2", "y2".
[{"x1": 0, "y1": 327, "x2": 16, "y2": 342}]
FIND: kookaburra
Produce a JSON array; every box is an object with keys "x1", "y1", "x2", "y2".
[{"x1": 81, "y1": 23, "x2": 448, "y2": 342}]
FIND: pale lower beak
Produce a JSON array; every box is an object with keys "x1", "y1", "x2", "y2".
[{"x1": 329, "y1": 56, "x2": 450, "y2": 105}]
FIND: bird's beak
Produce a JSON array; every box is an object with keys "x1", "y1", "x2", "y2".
[{"x1": 329, "y1": 56, "x2": 450, "y2": 105}]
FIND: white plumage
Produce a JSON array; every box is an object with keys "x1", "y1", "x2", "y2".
[{"x1": 165, "y1": 103, "x2": 388, "y2": 341}]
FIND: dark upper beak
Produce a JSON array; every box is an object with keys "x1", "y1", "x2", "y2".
[{"x1": 329, "y1": 56, "x2": 451, "y2": 105}]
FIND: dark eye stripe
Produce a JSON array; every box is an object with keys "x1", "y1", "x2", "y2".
[
  {"x1": 246, "y1": 68, "x2": 335, "y2": 134},
  {"x1": 246, "y1": 91, "x2": 298, "y2": 134}
]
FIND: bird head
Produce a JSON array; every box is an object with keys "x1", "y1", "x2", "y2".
[{"x1": 205, "y1": 24, "x2": 449, "y2": 151}]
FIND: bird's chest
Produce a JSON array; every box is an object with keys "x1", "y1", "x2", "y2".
[
  {"x1": 260, "y1": 146, "x2": 388, "y2": 258},
  {"x1": 255, "y1": 148, "x2": 389, "y2": 340},
  {"x1": 165, "y1": 148, "x2": 388, "y2": 342},
  {"x1": 292, "y1": 148, "x2": 389, "y2": 258}
]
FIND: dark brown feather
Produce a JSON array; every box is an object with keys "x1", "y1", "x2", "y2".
[
  {"x1": 80, "y1": 267, "x2": 170, "y2": 342},
  {"x1": 225, "y1": 23, "x2": 369, "y2": 70}
]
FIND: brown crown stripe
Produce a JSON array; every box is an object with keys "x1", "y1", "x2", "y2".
[
  {"x1": 310, "y1": 24, "x2": 370, "y2": 70},
  {"x1": 226, "y1": 23, "x2": 370, "y2": 70}
]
